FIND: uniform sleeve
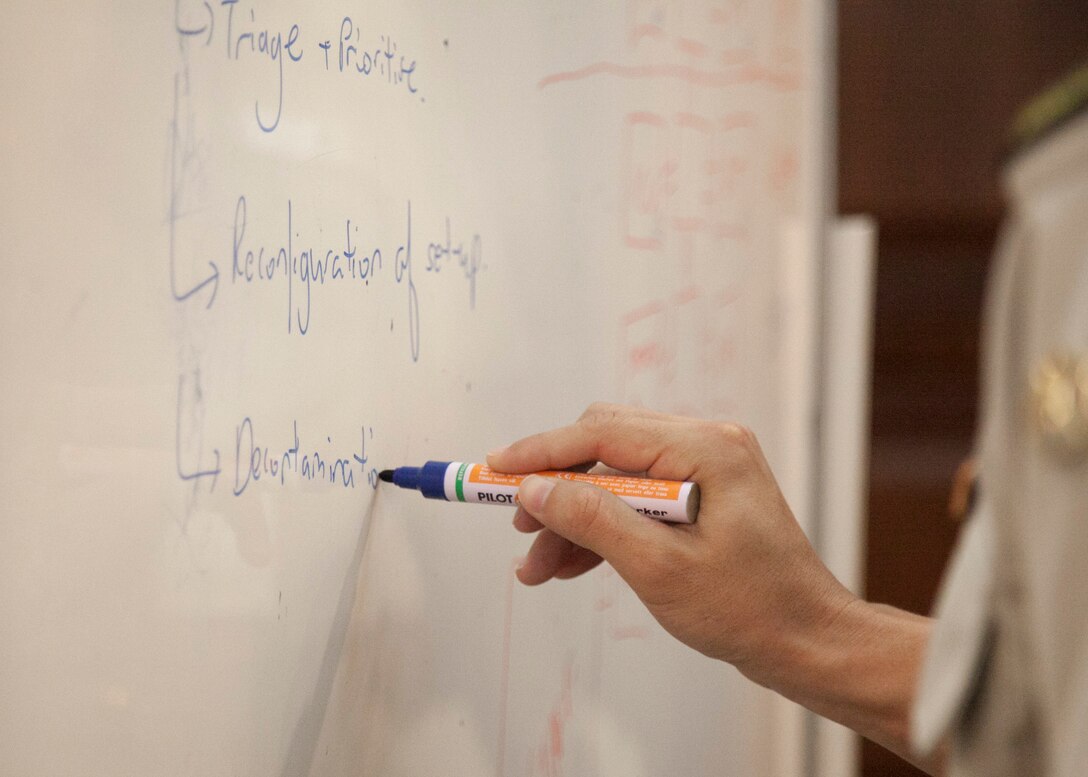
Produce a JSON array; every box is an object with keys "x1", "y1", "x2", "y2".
[{"x1": 910, "y1": 500, "x2": 996, "y2": 758}]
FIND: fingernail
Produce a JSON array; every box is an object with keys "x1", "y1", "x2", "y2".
[
  {"x1": 519, "y1": 475, "x2": 555, "y2": 514},
  {"x1": 487, "y1": 445, "x2": 509, "y2": 460}
]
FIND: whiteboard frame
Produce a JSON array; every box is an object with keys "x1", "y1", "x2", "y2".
[{"x1": 771, "y1": 1, "x2": 839, "y2": 775}]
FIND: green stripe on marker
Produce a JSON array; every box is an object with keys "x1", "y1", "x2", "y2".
[{"x1": 455, "y1": 462, "x2": 470, "y2": 502}]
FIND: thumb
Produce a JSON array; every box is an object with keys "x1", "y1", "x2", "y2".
[{"x1": 518, "y1": 475, "x2": 677, "y2": 584}]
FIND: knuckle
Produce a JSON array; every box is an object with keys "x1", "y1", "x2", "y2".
[
  {"x1": 579, "y1": 402, "x2": 616, "y2": 422},
  {"x1": 579, "y1": 407, "x2": 622, "y2": 440},
  {"x1": 725, "y1": 421, "x2": 755, "y2": 444},
  {"x1": 568, "y1": 483, "x2": 608, "y2": 530},
  {"x1": 579, "y1": 402, "x2": 626, "y2": 427},
  {"x1": 556, "y1": 483, "x2": 612, "y2": 546},
  {"x1": 712, "y1": 421, "x2": 758, "y2": 451}
]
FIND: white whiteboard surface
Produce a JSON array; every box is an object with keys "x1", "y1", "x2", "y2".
[{"x1": 0, "y1": 3, "x2": 829, "y2": 776}]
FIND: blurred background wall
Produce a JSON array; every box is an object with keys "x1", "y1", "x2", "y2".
[{"x1": 837, "y1": 2, "x2": 1088, "y2": 775}]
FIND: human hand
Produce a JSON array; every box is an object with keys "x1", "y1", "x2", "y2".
[{"x1": 487, "y1": 403, "x2": 855, "y2": 683}]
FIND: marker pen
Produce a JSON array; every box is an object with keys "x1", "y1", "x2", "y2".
[{"x1": 378, "y1": 461, "x2": 699, "y2": 524}]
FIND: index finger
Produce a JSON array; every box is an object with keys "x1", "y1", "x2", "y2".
[{"x1": 487, "y1": 403, "x2": 715, "y2": 482}]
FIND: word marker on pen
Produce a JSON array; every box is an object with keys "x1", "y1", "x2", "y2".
[{"x1": 378, "y1": 461, "x2": 700, "y2": 523}]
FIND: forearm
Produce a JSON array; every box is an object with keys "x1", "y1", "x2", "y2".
[{"x1": 743, "y1": 597, "x2": 944, "y2": 775}]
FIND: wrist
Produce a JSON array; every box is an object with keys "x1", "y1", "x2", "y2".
[
  {"x1": 738, "y1": 578, "x2": 860, "y2": 695},
  {"x1": 740, "y1": 590, "x2": 933, "y2": 768}
]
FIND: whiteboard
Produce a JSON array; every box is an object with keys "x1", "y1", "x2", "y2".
[{"x1": 0, "y1": 3, "x2": 829, "y2": 776}]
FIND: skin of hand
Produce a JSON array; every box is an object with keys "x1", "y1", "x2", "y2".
[
  {"x1": 487, "y1": 403, "x2": 941, "y2": 775},
  {"x1": 488, "y1": 403, "x2": 851, "y2": 670}
]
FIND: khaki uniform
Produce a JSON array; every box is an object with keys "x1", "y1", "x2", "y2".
[{"x1": 911, "y1": 104, "x2": 1088, "y2": 774}]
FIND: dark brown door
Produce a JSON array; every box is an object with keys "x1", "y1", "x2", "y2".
[{"x1": 838, "y1": 3, "x2": 1088, "y2": 774}]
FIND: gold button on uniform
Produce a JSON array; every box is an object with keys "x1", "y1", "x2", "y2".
[{"x1": 1031, "y1": 352, "x2": 1088, "y2": 459}]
